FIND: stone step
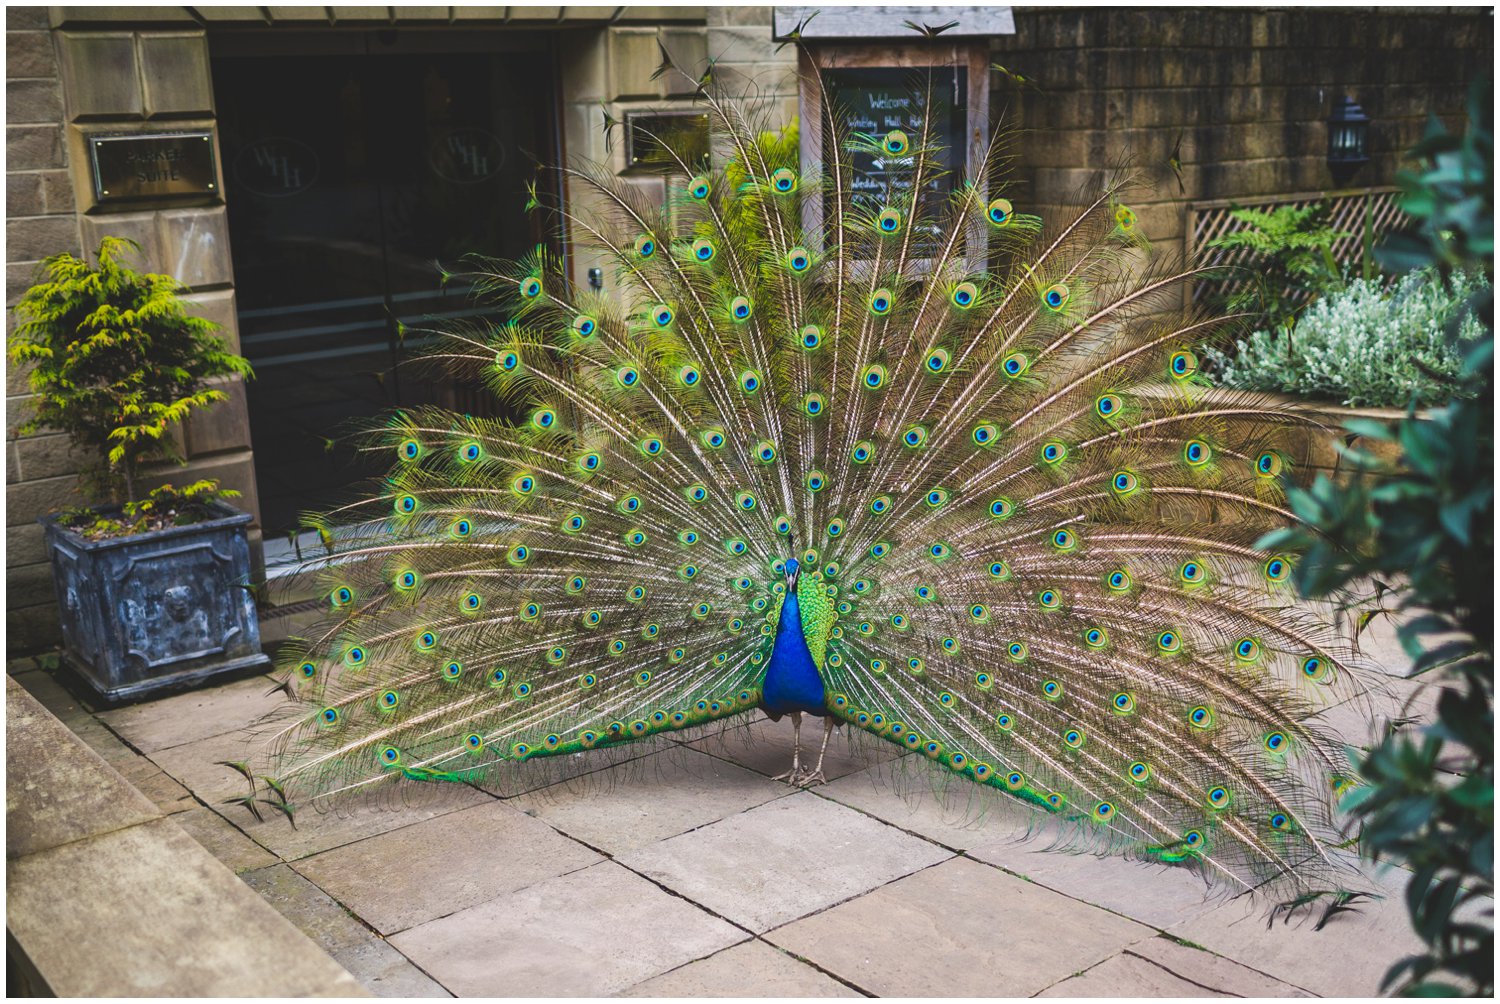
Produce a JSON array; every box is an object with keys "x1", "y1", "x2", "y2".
[{"x1": 5, "y1": 676, "x2": 367, "y2": 997}]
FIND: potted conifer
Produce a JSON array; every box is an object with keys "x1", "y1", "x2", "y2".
[{"x1": 9, "y1": 237, "x2": 271, "y2": 700}]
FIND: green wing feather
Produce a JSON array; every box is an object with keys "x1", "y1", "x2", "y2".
[{"x1": 260, "y1": 66, "x2": 1371, "y2": 897}]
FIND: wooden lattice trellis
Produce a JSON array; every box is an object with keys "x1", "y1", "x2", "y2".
[{"x1": 1186, "y1": 187, "x2": 1407, "y2": 307}]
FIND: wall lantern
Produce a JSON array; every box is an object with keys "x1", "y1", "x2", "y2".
[{"x1": 1326, "y1": 96, "x2": 1370, "y2": 185}]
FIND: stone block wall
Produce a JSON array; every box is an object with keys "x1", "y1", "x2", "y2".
[
  {"x1": 990, "y1": 8, "x2": 1493, "y2": 261},
  {"x1": 6, "y1": 9, "x2": 259, "y2": 652},
  {"x1": 558, "y1": 6, "x2": 796, "y2": 288}
]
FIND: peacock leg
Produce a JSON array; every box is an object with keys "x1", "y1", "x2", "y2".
[
  {"x1": 771, "y1": 711, "x2": 803, "y2": 782},
  {"x1": 797, "y1": 716, "x2": 835, "y2": 787}
]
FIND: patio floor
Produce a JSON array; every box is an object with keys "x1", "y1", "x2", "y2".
[{"x1": 5, "y1": 611, "x2": 1467, "y2": 998}]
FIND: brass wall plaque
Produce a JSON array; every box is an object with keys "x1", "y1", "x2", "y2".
[{"x1": 89, "y1": 132, "x2": 219, "y2": 204}]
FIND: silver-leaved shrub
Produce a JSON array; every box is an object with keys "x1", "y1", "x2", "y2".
[{"x1": 1208, "y1": 268, "x2": 1487, "y2": 407}]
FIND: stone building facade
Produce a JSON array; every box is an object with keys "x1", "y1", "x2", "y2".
[{"x1": 5, "y1": 6, "x2": 1491, "y2": 655}]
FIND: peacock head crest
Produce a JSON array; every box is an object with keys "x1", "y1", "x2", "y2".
[{"x1": 784, "y1": 556, "x2": 800, "y2": 584}]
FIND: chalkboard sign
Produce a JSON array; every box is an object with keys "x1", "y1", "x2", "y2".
[
  {"x1": 822, "y1": 67, "x2": 966, "y2": 246},
  {"x1": 90, "y1": 132, "x2": 218, "y2": 204}
]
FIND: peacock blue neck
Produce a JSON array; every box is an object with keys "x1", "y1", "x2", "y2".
[{"x1": 760, "y1": 591, "x2": 828, "y2": 717}]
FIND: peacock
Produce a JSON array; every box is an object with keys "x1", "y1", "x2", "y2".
[{"x1": 255, "y1": 63, "x2": 1373, "y2": 899}]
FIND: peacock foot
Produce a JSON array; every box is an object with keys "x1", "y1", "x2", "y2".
[
  {"x1": 794, "y1": 769, "x2": 827, "y2": 787},
  {"x1": 771, "y1": 765, "x2": 801, "y2": 783}
]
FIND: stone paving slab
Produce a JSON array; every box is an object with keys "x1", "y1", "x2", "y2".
[
  {"x1": 8, "y1": 817, "x2": 365, "y2": 997},
  {"x1": 816, "y1": 756, "x2": 1028, "y2": 850},
  {"x1": 390, "y1": 860, "x2": 746, "y2": 996},
  {"x1": 765, "y1": 855, "x2": 1155, "y2": 997},
  {"x1": 113, "y1": 753, "x2": 198, "y2": 814},
  {"x1": 512, "y1": 745, "x2": 792, "y2": 855},
  {"x1": 148, "y1": 727, "x2": 497, "y2": 860},
  {"x1": 687, "y1": 712, "x2": 905, "y2": 781},
  {"x1": 1127, "y1": 936, "x2": 1314, "y2": 996},
  {"x1": 821, "y1": 758, "x2": 1221, "y2": 929},
  {"x1": 617, "y1": 791, "x2": 952, "y2": 933},
  {"x1": 617, "y1": 939, "x2": 862, "y2": 997},
  {"x1": 6, "y1": 676, "x2": 161, "y2": 859},
  {"x1": 966, "y1": 837, "x2": 1221, "y2": 931},
  {"x1": 1035, "y1": 949, "x2": 1229, "y2": 997},
  {"x1": 96, "y1": 671, "x2": 285, "y2": 753},
  {"x1": 172, "y1": 805, "x2": 279, "y2": 874},
  {"x1": 242, "y1": 864, "x2": 451, "y2": 998},
  {"x1": 293, "y1": 799, "x2": 604, "y2": 935},
  {"x1": 1164, "y1": 865, "x2": 1432, "y2": 996}
]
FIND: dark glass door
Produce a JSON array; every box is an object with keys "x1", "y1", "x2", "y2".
[{"x1": 212, "y1": 32, "x2": 557, "y2": 534}]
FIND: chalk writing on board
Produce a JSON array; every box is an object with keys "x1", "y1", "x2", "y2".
[{"x1": 822, "y1": 67, "x2": 967, "y2": 252}]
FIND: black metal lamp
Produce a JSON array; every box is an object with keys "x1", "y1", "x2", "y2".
[{"x1": 1327, "y1": 96, "x2": 1370, "y2": 186}]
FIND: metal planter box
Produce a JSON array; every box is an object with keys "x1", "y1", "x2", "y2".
[{"x1": 39, "y1": 500, "x2": 271, "y2": 701}]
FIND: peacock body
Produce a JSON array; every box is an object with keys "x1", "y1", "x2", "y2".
[{"x1": 262, "y1": 67, "x2": 1371, "y2": 897}]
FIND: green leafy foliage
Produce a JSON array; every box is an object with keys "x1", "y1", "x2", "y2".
[
  {"x1": 1257, "y1": 80, "x2": 1492, "y2": 997},
  {"x1": 8, "y1": 237, "x2": 254, "y2": 504},
  {"x1": 1207, "y1": 267, "x2": 1488, "y2": 407},
  {"x1": 1202, "y1": 202, "x2": 1354, "y2": 336},
  {"x1": 61, "y1": 479, "x2": 241, "y2": 540}
]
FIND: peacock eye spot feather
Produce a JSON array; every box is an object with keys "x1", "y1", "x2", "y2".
[
  {"x1": 924, "y1": 348, "x2": 950, "y2": 373},
  {"x1": 1270, "y1": 813, "x2": 1291, "y2": 831},
  {"x1": 877, "y1": 207, "x2": 902, "y2": 233},
  {"x1": 1207, "y1": 786, "x2": 1232, "y2": 809},
  {"x1": 972, "y1": 423, "x2": 997, "y2": 446},
  {"x1": 1107, "y1": 569, "x2": 1132, "y2": 592},
  {"x1": 1170, "y1": 349, "x2": 1199, "y2": 378},
  {"x1": 399, "y1": 439, "x2": 421, "y2": 461},
  {"x1": 868, "y1": 289, "x2": 893, "y2": 315},
  {"x1": 739, "y1": 368, "x2": 761, "y2": 393},
  {"x1": 788, "y1": 247, "x2": 811, "y2": 272},
  {"x1": 1112, "y1": 692, "x2": 1135, "y2": 714},
  {"x1": 320, "y1": 708, "x2": 339, "y2": 725},
  {"x1": 1041, "y1": 441, "x2": 1068, "y2": 464},
  {"x1": 1184, "y1": 830, "x2": 1205, "y2": 848},
  {"x1": 987, "y1": 197, "x2": 1013, "y2": 226},
  {"x1": 1042, "y1": 283, "x2": 1070, "y2": 310},
  {"x1": 1157, "y1": 630, "x2": 1181, "y2": 653},
  {"x1": 1095, "y1": 393, "x2": 1122, "y2": 418},
  {"x1": 771, "y1": 167, "x2": 797, "y2": 192},
  {"x1": 572, "y1": 314, "x2": 597, "y2": 338},
  {"x1": 1001, "y1": 352, "x2": 1029, "y2": 377},
  {"x1": 1236, "y1": 638, "x2": 1261, "y2": 661},
  {"x1": 1264, "y1": 731, "x2": 1288, "y2": 753},
  {"x1": 653, "y1": 305, "x2": 674, "y2": 327},
  {"x1": 1189, "y1": 705, "x2": 1215, "y2": 728},
  {"x1": 1256, "y1": 450, "x2": 1285, "y2": 477},
  {"x1": 988, "y1": 561, "x2": 1010, "y2": 579},
  {"x1": 518, "y1": 276, "x2": 542, "y2": 299},
  {"x1": 882, "y1": 129, "x2": 909, "y2": 154},
  {"x1": 1129, "y1": 761, "x2": 1150, "y2": 781},
  {"x1": 692, "y1": 238, "x2": 716, "y2": 261},
  {"x1": 951, "y1": 281, "x2": 979, "y2": 308},
  {"x1": 634, "y1": 234, "x2": 656, "y2": 257},
  {"x1": 1265, "y1": 555, "x2": 1292, "y2": 582},
  {"x1": 1183, "y1": 439, "x2": 1211, "y2": 466},
  {"x1": 687, "y1": 175, "x2": 711, "y2": 199},
  {"x1": 299, "y1": 661, "x2": 318, "y2": 678}
]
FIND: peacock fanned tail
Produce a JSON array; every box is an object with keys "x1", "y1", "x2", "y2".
[{"x1": 262, "y1": 66, "x2": 1372, "y2": 898}]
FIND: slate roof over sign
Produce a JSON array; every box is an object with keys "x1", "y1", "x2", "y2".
[{"x1": 772, "y1": 5, "x2": 1017, "y2": 39}]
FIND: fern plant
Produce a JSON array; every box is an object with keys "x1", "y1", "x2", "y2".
[
  {"x1": 1202, "y1": 202, "x2": 1354, "y2": 336},
  {"x1": 8, "y1": 236, "x2": 254, "y2": 508}
]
